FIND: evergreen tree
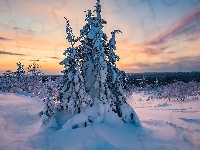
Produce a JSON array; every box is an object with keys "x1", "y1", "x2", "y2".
[
  {"x1": 12, "y1": 62, "x2": 26, "y2": 91},
  {"x1": 58, "y1": 18, "x2": 91, "y2": 115},
  {"x1": 1, "y1": 63, "x2": 27, "y2": 93},
  {"x1": 1, "y1": 70, "x2": 14, "y2": 92},
  {"x1": 78, "y1": 0, "x2": 134, "y2": 121},
  {"x1": 50, "y1": 0, "x2": 139, "y2": 127},
  {"x1": 42, "y1": 77, "x2": 57, "y2": 124}
]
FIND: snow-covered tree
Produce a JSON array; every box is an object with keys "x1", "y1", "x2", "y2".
[
  {"x1": 15, "y1": 62, "x2": 25, "y2": 77},
  {"x1": 1, "y1": 63, "x2": 26, "y2": 93},
  {"x1": 12, "y1": 62, "x2": 26, "y2": 92},
  {"x1": 44, "y1": 0, "x2": 139, "y2": 127},
  {"x1": 79, "y1": 0, "x2": 136, "y2": 123},
  {"x1": 1, "y1": 70, "x2": 14, "y2": 92},
  {"x1": 41, "y1": 77, "x2": 57, "y2": 125},
  {"x1": 27, "y1": 62, "x2": 44, "y2": 97},
  {"x1": 58, "y1": 19, "x2": 91, "y2": 115}
]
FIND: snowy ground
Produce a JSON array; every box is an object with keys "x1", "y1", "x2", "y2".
[{"x1": 0, "y1": 92, "x2": 200, "y2": 150}]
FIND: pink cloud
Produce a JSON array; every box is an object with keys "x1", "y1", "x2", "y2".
[{"x1": 147, "y1": 9, "x2": 200, "y2": 46}]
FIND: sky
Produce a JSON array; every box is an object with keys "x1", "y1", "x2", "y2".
[{"x1": 0, "y1": 0, "x2": 200, "y2": 75}]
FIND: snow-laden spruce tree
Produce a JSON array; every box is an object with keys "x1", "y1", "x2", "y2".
[
  {"x1": 79, "y1": 1, "x2": 134, "y2": 121},
  {"x1": 41, "y1": 76, "x2": 65, "y2": 127},
  {"x1": 53, "y1": 0, "x2": 139, "y2": 128},
  {"x1": 12, "y1": 62, "x2": 26, "y2": 92},
  {"x1": 58, "y1": 19, "x2": 91, "y2": 115},
  {"x1": 1, "y1": 70, "x2": 14, "y2": 92},
  {"x1": 41, "y1": 77, "x2": 57, "y2": 125}
]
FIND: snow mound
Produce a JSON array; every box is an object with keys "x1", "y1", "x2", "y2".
[
  {"x1": 120, "y1": 103, "x2": 140, "y2": 125},
  {"x1": 61, "y1": 103, "x2": 139, "y2": 130},
  {"x1": 157, "y1": 102, "x2": 172, "y2": 107}
]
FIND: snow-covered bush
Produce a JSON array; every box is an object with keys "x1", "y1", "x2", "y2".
[
  {"x1": 162, "y1": 81, "x2": 200, "y2": 101},
  {"x1": 26, "y1": 62, "x2": 44, "y2": 97},
  {"x1": 136, "y1": 80, "x2": 200, "y2": 101},
  {"x1": 129, "y1": 77, "x2": 200, "y2": 102},
  {"x1": 0, "y1": 62, "x2": 45, "y2": 97},
  {"x1": 1, "y1": 70, "x2": 14, "y2": 92},
  {"x1": 0, "y1": 63, "x2": 26, "y2": 93},
  {"x1": 43, "y1": 0, "x2": 140, "y2": 128},
  {"x1": 41, "y1": 77, "x2": 61, "y2": 124}
]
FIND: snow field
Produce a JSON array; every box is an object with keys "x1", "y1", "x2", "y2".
[{"x1": 0, "y1": 92, "x2": 200, "y2": 150}]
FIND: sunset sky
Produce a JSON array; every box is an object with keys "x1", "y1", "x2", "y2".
[{"x1": 0, "y1": 0, "x2": 200, "y2": 75}]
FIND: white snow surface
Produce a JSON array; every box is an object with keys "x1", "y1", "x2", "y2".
[{"x1": 0, "y1": 92, "x2": 200, "y2": 150}]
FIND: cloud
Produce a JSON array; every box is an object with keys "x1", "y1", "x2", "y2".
[
  {"x1": 186, "y1": 36, "x2": 200, "y2": 42},
  {"x1": 141, "y1": 46, "x2": 170, "y2": 56},
  {"x1": 0, "y1": 50, "x2": 25, "y2": 56},
  {"x1": 143, "y1": 48, "x2": 160, "y2": 56},
  {"x1": 29, "y1": 59, "x2": 47, "y2": 62},
  {"x1": 147, "y1": 9, "x2": 200, "y2": 46},
  {"x1": 12, "y1": 27, "x2": 35, "y2": 35},
  {"x1": 125, "y1": 62, "x2": 170, "y2": 69},
  {"x1": 166, "y1": 51, "x2": 176, "y2": 54},
  {"x1": 123, "y1": 56, "x2": 200, "y2": 72},
  {"x1": 47, "y1": 56, "x2": 60, "y2": 60},
  {"x1": 171, "y1": 56, "x2": 200, "y2": 67},
  {"x1": 29, "y1": 59, "x2": 39, "y2": 62},
  {"x1": 0, "y1": 36, "x2": 10, "y2": 40}
]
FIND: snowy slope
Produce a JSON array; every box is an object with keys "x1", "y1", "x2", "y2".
[
  {"x1": 0, "y1": 92, "x2": 42, "y2": 150},
  {"x1": 0, "y1": 92, "x2": 200, "y2": 150},
  {"x1": 128, "y1": 92, "x2": 200, "y2": 149}
]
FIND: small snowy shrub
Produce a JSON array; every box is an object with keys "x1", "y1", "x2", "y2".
[
  {"x1": 162, "y1": 81, "x2": 197, "y2": 101},
  {"x1": 0, "y1": 62, "x2": 45, "y2": 97},
  {"x1": 26, "y1": 62, "x2": 44, "y2": 97},
  {"x1": 41, "y1": 77, "x2": 59, "y2": 124},
  {"x1": 1, "y1": 63, "x2": 26, "y2": 93}
]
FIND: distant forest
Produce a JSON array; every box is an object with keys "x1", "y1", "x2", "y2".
[
  {"x1": 127, "y1": 72, "x2": 200, "y2": 86},
  {"x1": 38, "y1": 72, "x2": 200, "y2": 87}
]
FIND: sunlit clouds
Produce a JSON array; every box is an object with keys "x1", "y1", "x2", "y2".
[{"x1": 0, "y1": 0, "x2": 200, "y2": 74}]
